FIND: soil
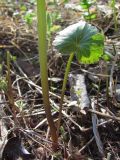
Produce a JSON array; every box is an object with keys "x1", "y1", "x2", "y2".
[{"x1": 0, "y1": 0, "x2": 120, "y2": 160}]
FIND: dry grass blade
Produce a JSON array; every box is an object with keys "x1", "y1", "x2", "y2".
[
  {"x1": 109, "y1": 45, "x2": 118, "y2": 96},
  {"x1": 91, "y1": 98, "x2": 104, "y2": 157}
]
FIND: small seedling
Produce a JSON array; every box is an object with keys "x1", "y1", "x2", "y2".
[
  {"x1": 110, "y1": 0, "x2": 118, "y2": 31},
  {"x1": 53, "y1": 21, "x2": 104, "y2": 133},
  {"x1": 0, "y1": 77, "x2": 7, "y2": 91},
  {"x1": 24, "y1": 11, "x2": 36, "y2": 26},
  {"x1": 80, "y1": 0, "x2": 97, "y2": 21},
  {"x1": 47, "y1": 11, "x2": 61, "y2": 43}
]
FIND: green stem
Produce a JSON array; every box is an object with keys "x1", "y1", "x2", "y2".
[
  {"x1": 112, "y1": 0, "x2": 118, "y2": 31},
  {"x1": 88, "y1": 7, "x2": 91, "y2": 22},
  {"x1": 37, "y1": 0, "x2": 58, "y2": 145},
  {"x1": 57, "y1": 52, "x2": 74, "y2": 135}
]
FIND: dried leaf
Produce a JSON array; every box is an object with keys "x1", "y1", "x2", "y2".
[{"x1": 2, "y1": 136, "x2": 35, "y2": 160}]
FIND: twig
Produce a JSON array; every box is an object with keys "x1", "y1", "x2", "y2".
[
  {"x1": 34, "y1": 112, "x2": 56, "y2": 129},
  {"x1": 79, "y1": 136, "x2": 94, "y2": 153},
  {"x1": 88, "y1": 109, "x2": 120, "y2": 121},
  {"x1": 109, "y1": 44, "x2": 118, "y2": 96},
  {"x1": 91, "y1": 98, "x2": 104, "y2": 156}
]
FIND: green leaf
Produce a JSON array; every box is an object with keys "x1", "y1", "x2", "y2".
[
  {"x1": 50, "y1": 25, "x2": 61, "y2": 33},
  {"x1": 53, "y1": 21, "x2": 104, "y2": 64},
  {"x1": 80, "y1": 3, "x2": 92, "y2": 9},
  {"x1": 0, "y1": 77, "x2": 7, "y2": 91},
  {"x1": 83, "y1": 12, "x2": 97, "y2": 20},
  {"x1": 102, "y1": 52, "x2": 112, "y2": 61},
  {"x1": 80, "y1": 0, "x2": 96, "y2": 9},
  {"x1": 24, "y1": 12, "x2": 36, "y2": 25}
]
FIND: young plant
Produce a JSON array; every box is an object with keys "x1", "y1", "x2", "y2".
[
  {"x1": 37, "y1": 0, "x2": 58, "y2": 147},
  {"x1": 6, "y1": 51, "x2": 20, "y2": 125},
  {"x1": 80, "y1": 0, "x2": 97, "y2": 21},
  {"x1": 47, "y1": 11, "x2": 61, "y2": 44},
  {"x1": 53, "y1": 21, "x2": 104, "y2": 133},
  {"x1": 24, "y1": 11, "x2": 36, "y2": 26},
  {"x1": 110, "y1": 0, "x2": 118, "y2": 31}
]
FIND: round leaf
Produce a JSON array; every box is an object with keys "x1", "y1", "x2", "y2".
[{"x1": 53, "y1": 21, "x2": 104, "y2": 64}]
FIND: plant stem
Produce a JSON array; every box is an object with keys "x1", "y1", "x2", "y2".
[
  {"x1": 6, "y1": 51, "x2": 19, "y2": 125},
  {"x1": 112, "y1": 0, "x2": 118, "y2": 31},
  {"x1": 37, "y1": 0, "x2": 58, "y2": 146},
  {"x1": 57, "y1": 52, "x2": 74, "y2": 135},
  {"x1": 88, "y1": 6, "x2": 91, "y2": 22}
]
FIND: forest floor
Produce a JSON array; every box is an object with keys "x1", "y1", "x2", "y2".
[{"x1": 0, "y1": 0, "x2": 120, "y2": 160}]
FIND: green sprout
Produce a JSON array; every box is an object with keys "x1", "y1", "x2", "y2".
[
  {"x1": 110, "y1": 0, "x2": 118, "y2": 31},
  {"x1": 0, "y1": 77, "x2": 7, "y2": 91},
  {"x1": 53, "y1": 21, "x2": 104, "y2": 133},
  {"x1": 80, "y1": 0, "x2": 97, "y2": 21},
  {"x1": 37, "y1": 0, "x2": 58, "y2": 148},
  {"x1": 47, "y1": 10, "x2": 61, "y2": 44},
  {"x1": 15, "y1": 100, "x2": 26, "y2": 111},
  {"x1": 24, "y1": 11, "x2": 36, "y2": 26}
]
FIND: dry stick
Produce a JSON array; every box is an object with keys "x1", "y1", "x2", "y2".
[
  {"x1": 91, "y1": 99, "x2": 104, "y2": 156},
  {"x1": 80, "y1": 68, "x2": 110, "y2": 78},
  {"x1": 109, "y1": 45, "x2": 118, "y2": 96},
  {"x1": 2, "y1": 111, "x2": 46, "y2": 119},
  {"x1": 6, "y1": 52, "x2": 20, "y2": 126},
  {"x1": 0, "y1": 45, "x2": 13, "y2": 49},
  {"x1": 109, "y1": 34, "x2": 120, "y2": 39},
  {"x1": 88, "y1": 109, "x2": 120, "y2": 121},
  {"x1": 79, "y1": 136, "x2": 94, "y2": 153}
]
